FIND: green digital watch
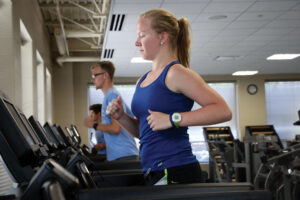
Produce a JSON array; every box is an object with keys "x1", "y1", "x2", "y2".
[{"x1": 171, "y1": 112, "x2": 181, "y2": 128}]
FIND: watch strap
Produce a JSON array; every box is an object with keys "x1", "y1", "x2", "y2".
[
  {"x1": 93, "y1": 123, "x2": 98, "y2": 130},
  {"x1": 169, "y1": 113, "x2": 176, "y2": 128}
]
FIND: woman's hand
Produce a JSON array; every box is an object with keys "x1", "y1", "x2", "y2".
[
  {"x1": 106, "y1": 96, "x2": 124, "y2": 120},
  {"x1": 146, "y1": 109, "x2": 172, "y2": 131}
]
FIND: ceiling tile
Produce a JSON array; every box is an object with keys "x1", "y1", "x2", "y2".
[
  {"x1": 192, "y1": 21, "x2": 230, "y2": 30},
  {"x1": 236, "y1": 11, "x2": 283, "y2": 21},
  {"x1": 219, "y1": 28, "x2": 257, "y2": 36},
  {"x1": 227, "y1": 20, "x2": 268, "y2": 29},
  {"x1": 203, "y1": 2, "x2": 254, "y2": 13},
  {"x1": 161, "y1": 2, "x2": 208, "y2": 14},
  {"x1": 265, "y1": 19, "x2": 300, "y2": 28},
  {"x1": 248, "y1": 1, "x2": 299, "y2": 12},
  {"x1": 195, "y1": 12, "x2": 240, "y2": 22},
  {"x1": 279, "y1": 10, "x2": 300, "y2": 19},
  {"x1": 254, "y1": 28, "x2": 295, "y2": 36}
]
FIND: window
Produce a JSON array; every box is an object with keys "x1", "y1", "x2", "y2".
[
  {"x1": 190, "y1": 82, "x2": 236, "y2": 163},
  {"x1": 265, "y1": 81, "x2": 300, "y2": 141},
  {"x1": 36, "y1": 51, "x2": 45, "y2": 124},
  {"x1": 20, "y1": 20, "x2": 33, "y2": 117},
  {"x1": 88, "y1": 82, "x2": 237, "y2": 163},
  {"x1": 45, "y1": 68, "x2": 52, "y2": 123}
]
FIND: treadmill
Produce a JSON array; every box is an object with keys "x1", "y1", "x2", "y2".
[{"x1": 0, "y1": 96, "x2": 272, "y2": 200}]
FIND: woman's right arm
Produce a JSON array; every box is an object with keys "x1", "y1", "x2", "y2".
[{"x1": 106, "y1": 96, "x2": 140, "y2": 138}]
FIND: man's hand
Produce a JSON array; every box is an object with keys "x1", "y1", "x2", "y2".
[
  {"x1": 106, "y1": 96, "x2": 124, "y2": 120},
  {"x1": 94, "y1": 143, "x2": 106, "y2": 150},
  {"x1": 83, "y1": 115, "x2": 94, "y2": 128}
]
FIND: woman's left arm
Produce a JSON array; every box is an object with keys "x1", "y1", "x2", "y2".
[
  {"x1": 146, "y1": 65, "x2": 232, "y2": 131},
  {"x1": 167, "y1": 65, "x2": 232, "y2": 127}
]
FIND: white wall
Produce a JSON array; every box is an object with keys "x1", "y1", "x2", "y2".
[
  {"x1": 0, "y1": 0, "x2": 53, "y2": 120},
  {"x1": 0, "y1": 0, "x2": 14, "y2": 101},
  {"x1": 53, "y1": 63, "x2": 75, "y2": 128}
]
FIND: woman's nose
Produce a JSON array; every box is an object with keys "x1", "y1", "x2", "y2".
[{"x1": 135, "y1": 39, "x2": 141, "y2": 47}]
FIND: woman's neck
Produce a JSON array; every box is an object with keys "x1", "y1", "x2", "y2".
[{"x1": 152, "y1": 53, "x2": 177, "y2": 72}]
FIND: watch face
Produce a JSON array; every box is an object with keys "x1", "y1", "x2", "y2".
[{"x1": 172, "y1": 113, "x2": 181, "y2": 122}]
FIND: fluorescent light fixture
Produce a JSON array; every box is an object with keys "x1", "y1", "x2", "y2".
[
  {"x1": 215, "y1": 56, "x2": 241, "y2": 61},
  {"x1": 131, "y1": 57, "x2": 152, "y2": 63},
  {"x1": 267, "y1": 54, "x2": 300, "y2": 60},
  {"x1": 232, "y1": 71, "x2": 258, "y2": 76}
]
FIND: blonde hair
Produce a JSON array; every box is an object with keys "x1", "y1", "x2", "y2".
[{"x1": 139, "y1": 9, "x2": 191, "y2": 68}]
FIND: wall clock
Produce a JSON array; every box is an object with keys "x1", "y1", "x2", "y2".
[{"x1": 247, "y1": 84, "x2": 258, "y2": 95}]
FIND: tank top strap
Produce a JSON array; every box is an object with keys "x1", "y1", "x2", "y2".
[
  {"x1": 160, "y1": 60, "x2": 181, "y2": 83},
  {"x1": 137, "y1": 71, "x2": 150, "y2": 87},
  {"x1": 138, "y1": 61, "x2": 180, "y2": 87}
]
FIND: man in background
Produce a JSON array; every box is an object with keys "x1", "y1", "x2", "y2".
[
  {"x1": 84, "y1": 104, "x2": 106, "y2": 155},
  {"x1": 85, "y1": 61, "x2": 139, "y2": 161}
]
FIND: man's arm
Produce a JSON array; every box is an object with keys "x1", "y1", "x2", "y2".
[
  {"x1": 96, "y1": 118, "x2": 121, "y2": 134},
  {"x1": 93, "y1": 143, "x2": 106, "y2": 150},
  {"x1": 84, "y1": 115, "x2": 121, "y2": 134}
]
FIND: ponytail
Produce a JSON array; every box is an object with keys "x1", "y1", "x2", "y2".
[{"x1": 177, "y1": 18, "x2": 191, "y2": 68}]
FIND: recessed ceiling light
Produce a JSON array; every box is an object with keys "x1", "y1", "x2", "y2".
[
  {"x1": 209, "y1": 15, "x2": 227, "y2": 20},
  {"x1": 131, "y1": 57, "x2": 152, "y2": 63},
  {"x1": 267, "y1": 54, "x2": 300, "y2": 60},
  {"x1": 232, "y1": 71, "x2": 258, "y2": 76},
  {"x1": 215, "y1": 56, "x2": 241, "y2": 61}
]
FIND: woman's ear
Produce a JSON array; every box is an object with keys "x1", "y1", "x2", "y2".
[{"x1": 160, "y1": 32, "x2": 169, "y2": 44}]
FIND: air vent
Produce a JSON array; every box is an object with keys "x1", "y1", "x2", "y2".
[
  {"x1": 109, "y1": 14, "x2": 125, "y2": 31},
  {"x1": 103, "y1": 49, "x2": 114, "y2": 59}
]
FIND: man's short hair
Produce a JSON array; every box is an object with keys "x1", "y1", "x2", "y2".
[
  {"x1": 91, "y1": 61, "x2": 115, "y2": 81},
  {"x1": 89, "y1": 104, "x2": 102, "y2": 114}
]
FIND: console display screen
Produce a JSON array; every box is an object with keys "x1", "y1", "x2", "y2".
[
  {"x1": 36, "y1": 119, "x2": 52, "y2": 144},
  {"x1": 65, "y1": 127, "x2": 73, "y2": 137},
  {"x1": 71, "y1": 125, "x2": 80, "y2": 138},
  {"x1": 4, "y1": 101, "x2": 35, "y2": 146},
  {"x1": 19, "y1": 113, "x2": 42, "y2": 145}
]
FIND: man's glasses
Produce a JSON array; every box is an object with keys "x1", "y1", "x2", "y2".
[{"x1": 91, "y1": 72, "x2": 105, "y2": 78}]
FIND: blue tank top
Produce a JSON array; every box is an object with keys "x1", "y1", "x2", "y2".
[{"x1": 131, "y1": 61, "x2": 197, "y2": 172}]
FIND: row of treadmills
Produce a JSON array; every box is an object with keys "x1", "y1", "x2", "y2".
[{"x1": 0, "y1": 93, "x2": 272, "y2": 200}]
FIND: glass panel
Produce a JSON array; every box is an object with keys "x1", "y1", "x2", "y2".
[
  {"x1": 188, "y1": 82, "x2": 236, "y2": 163},
  {"x1": 265, "y1": 81, "x2": 300, "y2": 141}
]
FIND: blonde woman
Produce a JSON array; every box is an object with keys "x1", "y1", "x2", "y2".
[{"x1": 107, "y1": 9, "x2": 232, "y2": 185}]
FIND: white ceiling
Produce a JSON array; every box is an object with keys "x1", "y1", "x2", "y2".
[{"x1": 102, "y1": 0, "x2": 300, "y2": 77}]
